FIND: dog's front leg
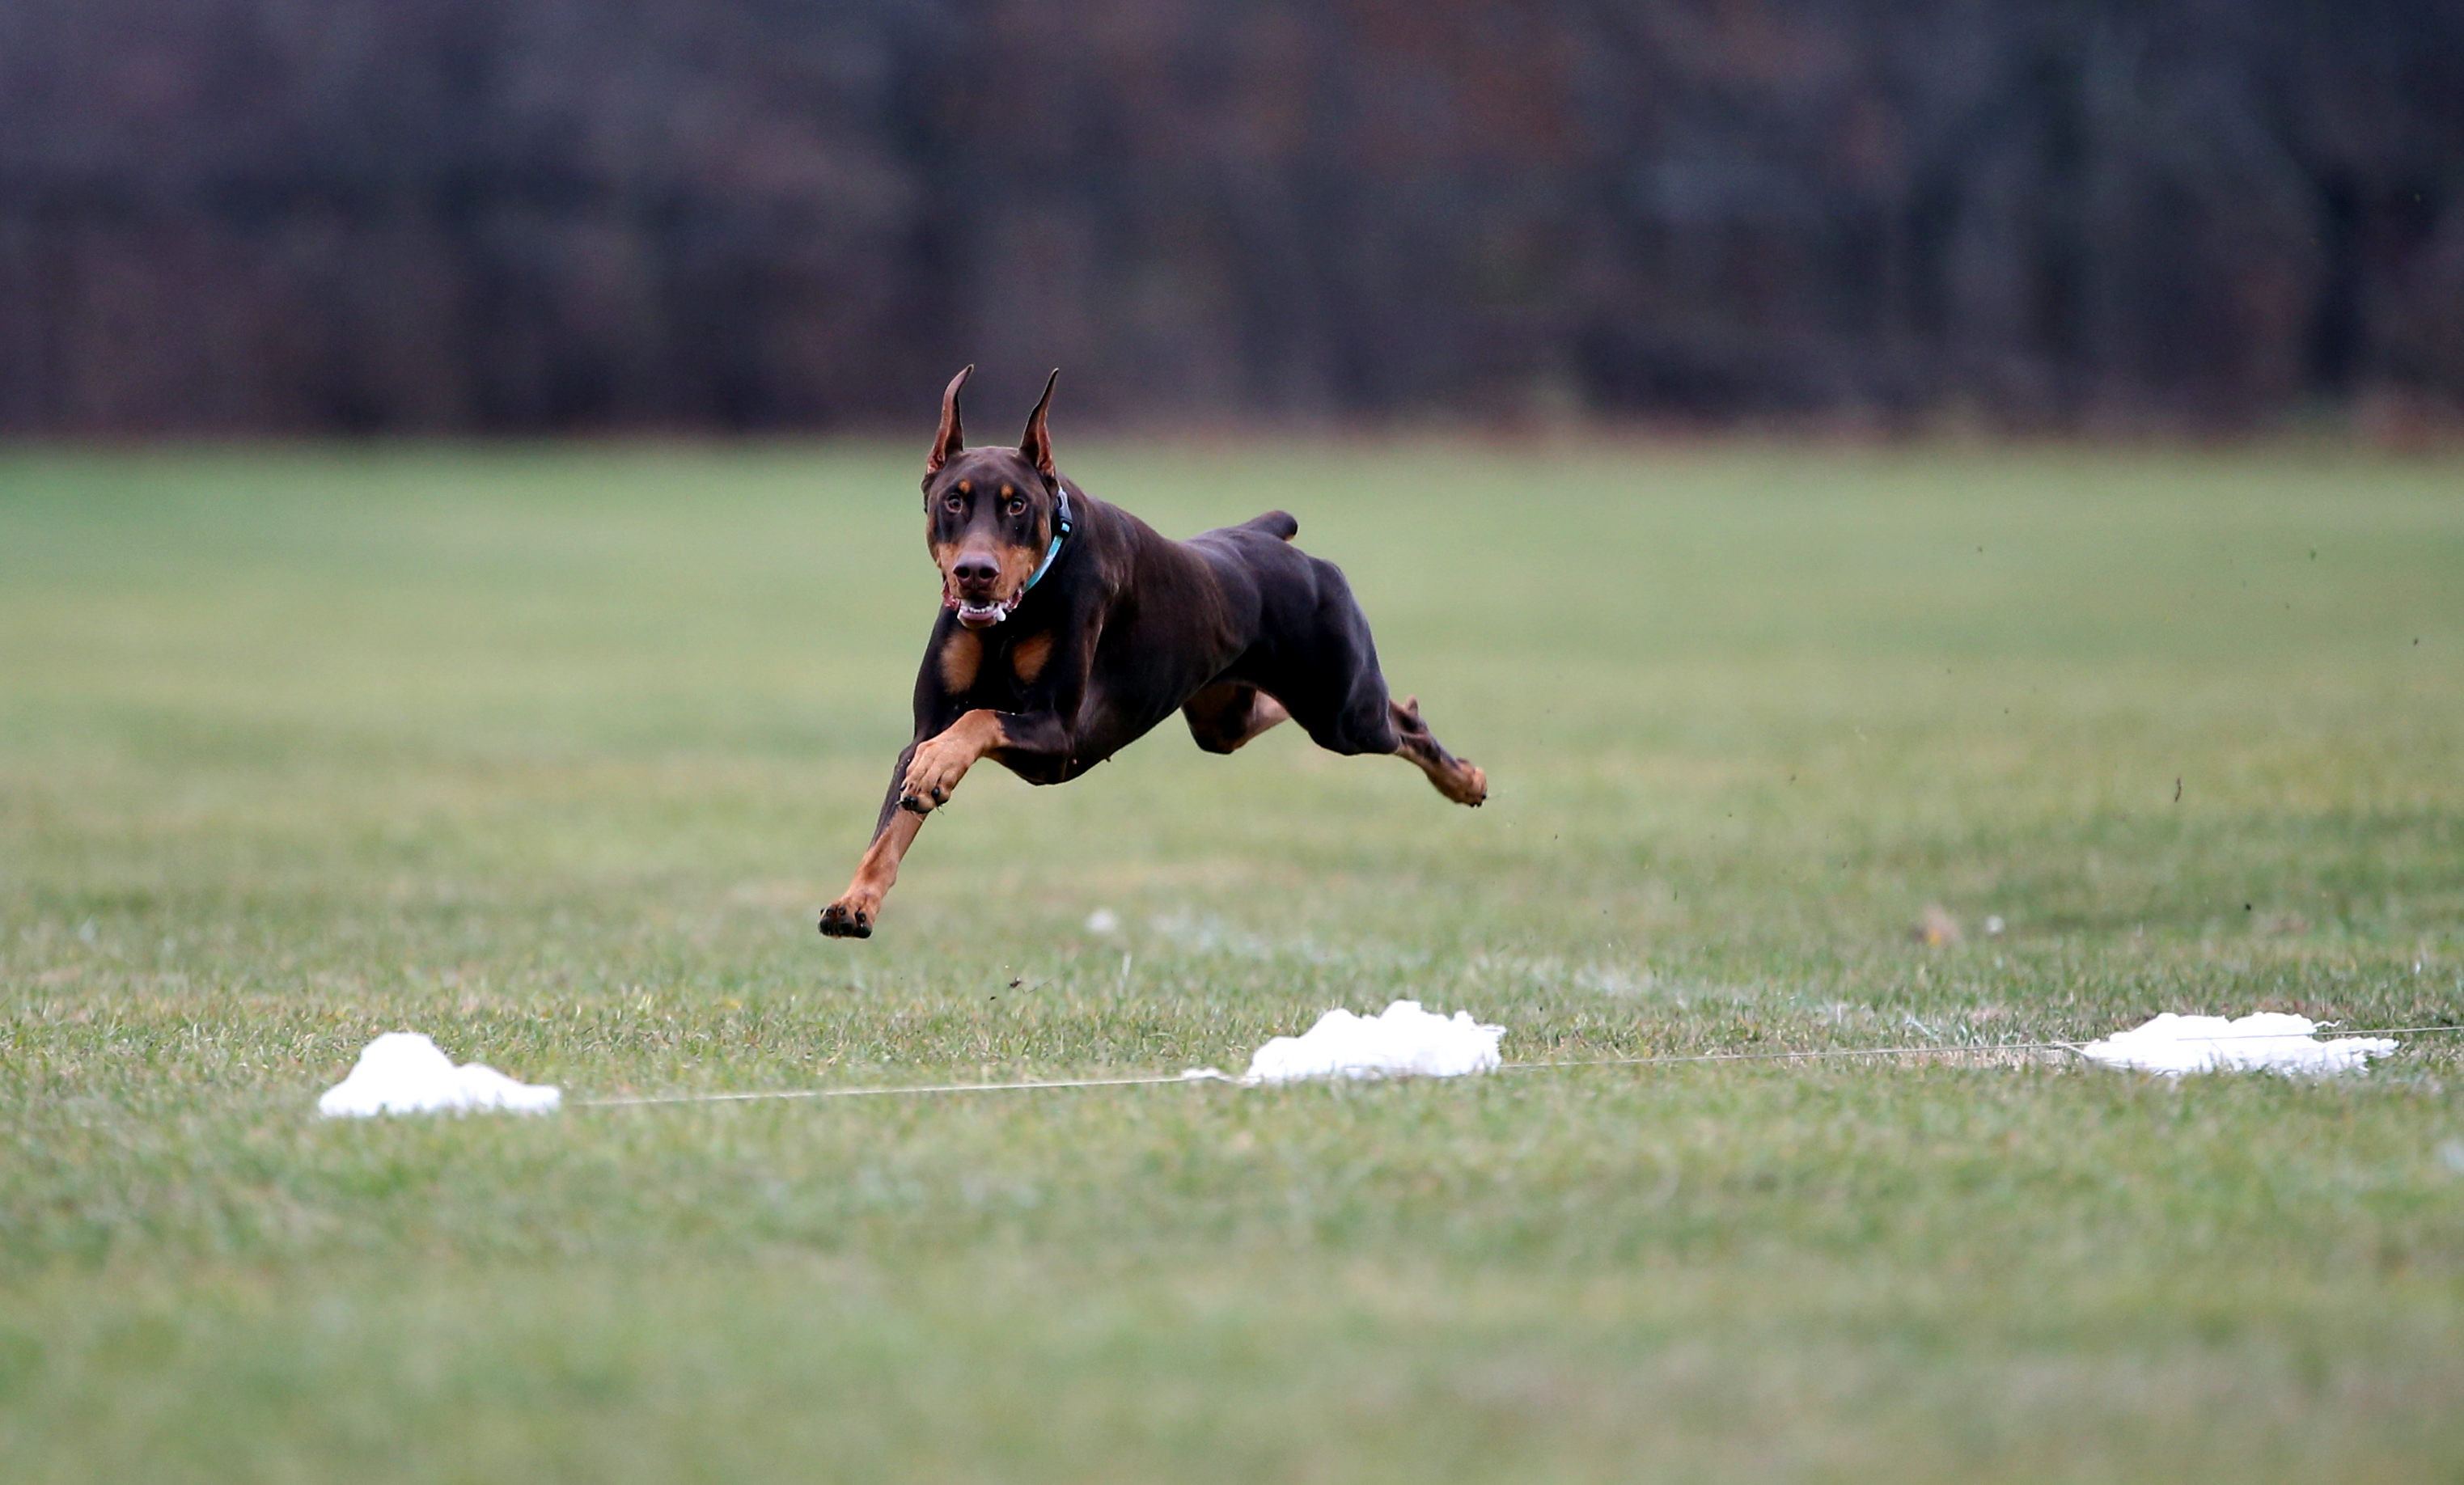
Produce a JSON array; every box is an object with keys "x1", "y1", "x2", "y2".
[
  {"x1": 817, "y1": 810, "x2": 921, "y2": 939},
  {"x1": 821, "y1": 742, "x2": 929, "y2": 939},
  {"x1": 896, "y1": 709, "x2": 1011, "y2": 814}
]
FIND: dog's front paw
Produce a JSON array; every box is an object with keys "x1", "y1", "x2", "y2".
[
  {"x1": 819, "y1": 896, "x2": 877, "y2": 938},
  {"x1": 899, "y1": 739, "x2": 968, "y2": 814}
]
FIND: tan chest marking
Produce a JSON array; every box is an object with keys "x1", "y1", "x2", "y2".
[
  {"x1": 938, "y1": 629, "x2": 982, "y2": 692},
  {"x1": 1010, "y1": 630, "x2": 1054, "y2": 684}
]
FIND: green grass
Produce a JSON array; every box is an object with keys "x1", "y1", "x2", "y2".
[{"x1": 3, "y1": 438, "x2": 2462, "y2": 1483}]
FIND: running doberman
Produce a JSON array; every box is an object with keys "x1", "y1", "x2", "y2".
[{"x1": 818, "y1": 366, "x2": 1487, "y2": 938}]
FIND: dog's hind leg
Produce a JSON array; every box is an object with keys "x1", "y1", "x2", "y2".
[
  {"x1": 1387, "y1": 695, "x2": 1487, "y2": 806},
  {"x1": 1250, "y1": 549, "x2": 1485, "y2": 806},
  {"x1": 1182, "y1": 681, "x2": 1290, "y2": 755}
]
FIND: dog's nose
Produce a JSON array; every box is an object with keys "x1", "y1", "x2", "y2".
[{"x1": 953, "y1": 554, "x2": 1000, "y2": 590}]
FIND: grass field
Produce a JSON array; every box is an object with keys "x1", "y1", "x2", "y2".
[{"x1": 3, "y1": 438, "x2": 2462, "y2": 1482}]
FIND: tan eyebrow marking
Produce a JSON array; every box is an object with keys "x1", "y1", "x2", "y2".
[
  {"x1": 956, "y1": 480, "x2": 971, "y2": 494},
  {"x1": 1001, "y1": 484, "x2": 1015, "y2": 498}
]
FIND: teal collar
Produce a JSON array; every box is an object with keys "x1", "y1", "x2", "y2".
[{"x1": 1021, "y1": 484, "x2": 1073, "y2": 594}]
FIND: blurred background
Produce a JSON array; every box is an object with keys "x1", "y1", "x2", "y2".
[{"x1": 2, "y1": 0, "x2": 2459, "y2": 438}]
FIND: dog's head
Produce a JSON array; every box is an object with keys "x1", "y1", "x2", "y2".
[{"x1": 921, "y1": 366, "x2": 1065, "y2": 630}]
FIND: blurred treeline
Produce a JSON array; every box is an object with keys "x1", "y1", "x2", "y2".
[{"x1": 2, "y1": 0, "x2": 2458, "y2": 435}]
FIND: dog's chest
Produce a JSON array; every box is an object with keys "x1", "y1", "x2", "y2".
[{"x1": 938, "y1": 628, "x2": 1056, "y2": 698}]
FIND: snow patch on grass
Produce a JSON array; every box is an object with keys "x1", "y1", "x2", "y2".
[
  {"x1": 1242, "y1": 1001, "x2": 1504, "y2": 1083},
  {"x1": 2078, "y1": 1013, "x2": 2395, "y2": 1077},
  {"x1": 318, "y1": 1032, "x2": 562, "y2": 1116}
]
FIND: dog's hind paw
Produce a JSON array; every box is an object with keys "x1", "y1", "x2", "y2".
[
  {"x1": 819, "y1": 899, "x2": 875, "y2": 938},
  {"x1": 1441, "y1": 761, "x2": 1488, "y2": 807}
]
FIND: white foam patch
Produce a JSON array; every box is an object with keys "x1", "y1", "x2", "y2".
[
  {"x1": 317, "y1": 1032, "x2": 562, "y2": 1117},
  {"x1": 2078, "y1": 1013, "x2": 2395, "y2": 1077},
  {"x1": 1238, "y1": 1000, "x2": 1504, "y2": 1084}
]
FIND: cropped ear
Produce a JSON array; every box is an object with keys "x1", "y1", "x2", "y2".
[
  {"x1": 1018, "y1": 369, "x2": 1060, "y2": 478},
  {"x1": 927, "y1": 365, "x2": 973, "y2": 472}
]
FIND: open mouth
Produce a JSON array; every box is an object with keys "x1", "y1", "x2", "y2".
[{"x1": 948, "y1": 591, "x2": 1020, "y2": 628}]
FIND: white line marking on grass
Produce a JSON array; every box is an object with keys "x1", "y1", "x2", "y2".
[
  {"x1": 568, "y1": 1025, "x2": 2462, "y2": 1111},
  {"x1": 582, "y1": 1069, "x2": 1233, "y2": 1108}
]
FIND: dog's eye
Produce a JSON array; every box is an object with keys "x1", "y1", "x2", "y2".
[
  {"x1": 943, "y1": 494, "x2": 963, "y2": 514},
  {"x1": 1006, "y1": 497, "x2": 1027, "y2": 517}
]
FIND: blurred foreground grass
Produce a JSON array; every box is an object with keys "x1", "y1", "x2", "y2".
[{"x1": 3, "y1": 439, "x2": 2461, "y2": 1482}]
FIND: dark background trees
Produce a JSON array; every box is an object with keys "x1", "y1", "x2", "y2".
[{"x1": 2, "y1": 0, "x2": 2458, "y2": 434}]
